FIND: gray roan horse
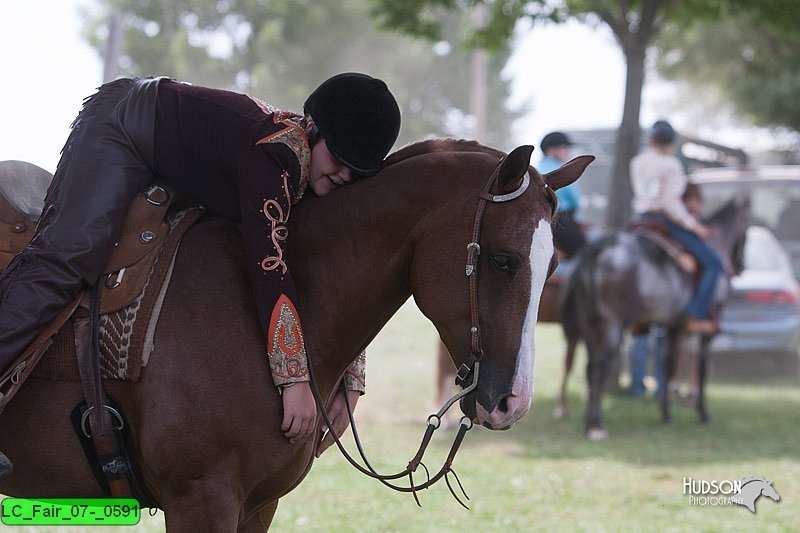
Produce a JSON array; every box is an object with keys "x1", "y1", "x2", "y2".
[
  {"x1": 555, "y1": 198, "x2": 749, "y2": 440},
  {"x1": 0, "y1": 140, "x2": 592, "y2": 531}
]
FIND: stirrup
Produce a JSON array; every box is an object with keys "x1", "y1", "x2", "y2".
[{"x1": 0, "y1": 450, "x2": 13, "y2": 477}]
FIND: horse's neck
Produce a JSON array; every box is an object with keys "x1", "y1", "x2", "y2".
[
  {"x1": 708, "y1": 226, "x2": 732, "y2": 257},
  {"x1": 707, "y1": 205, "x2": 744, "y2": 255},
  {"x1": 289, "y1": 171, "x2": 439, "y2": 395},
  {"x1": 707, "y1": 212, "x2": 743, "y2": 276}
]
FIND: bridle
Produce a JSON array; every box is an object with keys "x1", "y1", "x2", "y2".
[
  {"x1": 307, "y1": 159, "x2": 535, "y2": 508},
  {"x1": 457, "y1": 166, "x2": 531, "y2": 388}
]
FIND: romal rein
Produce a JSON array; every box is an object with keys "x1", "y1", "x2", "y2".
[{"x1": 307, "y1": 161, "x2": 533, "y2": 509}]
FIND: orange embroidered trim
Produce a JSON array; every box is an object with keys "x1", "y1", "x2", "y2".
[
  {"x1": 259, "y1": 170, "x2": 291, "y2": 276},
  {"x1": 253, "y1": 102, "x2": 311, "y2": 203},
  {"x1": 267, "y1": 294, "x2": 309, "y2": 385}
]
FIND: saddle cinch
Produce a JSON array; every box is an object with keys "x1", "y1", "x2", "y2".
[{"x1": 0, "y1": 160, "x2": 203, "y2": 409}]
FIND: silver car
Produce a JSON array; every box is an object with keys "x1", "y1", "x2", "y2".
[
  {"x1": 691, "y1": 166, "x2": 800, "y2": 372},
  {"x1": 708, "y1": 226, "x2": 800, "y2": 372},
  {"x1": 692, "y1": 165, "x2": 800, "y2": 278}
]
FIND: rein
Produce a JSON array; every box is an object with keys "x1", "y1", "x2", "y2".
[{"x1": 307, "y1": 161, "x2": 533, "y2": 508}]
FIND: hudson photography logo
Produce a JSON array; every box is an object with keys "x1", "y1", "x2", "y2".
[{"x1": 682, "y1": 476, "x2": 781, "y2": 513}]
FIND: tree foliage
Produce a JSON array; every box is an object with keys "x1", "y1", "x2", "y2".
[
  {"x1": 83, "y1": 0, "x2": 519, "y2": 148},
  {"x1": 371, "y1": 0, "x2": 800, "y2": 226},
  {"x1": 656, "y1": 10, "x2": 800, "y2": 132},
  {"x1": 369, "y1": 0, "x2": 561, "y2": 52},
  {"x1": 371, "y1": 0, "x2": 683, "y2": 228}
]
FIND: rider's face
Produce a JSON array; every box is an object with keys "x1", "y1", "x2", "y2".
[{"x1": 308, "y1": 139, "x2": 353, "y2": 197}]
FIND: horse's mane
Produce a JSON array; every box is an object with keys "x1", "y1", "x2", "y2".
[
  {"x1": 383, "y1": 138, "x2": 558, "y2": 212},
  {"x1": 385, "y1": 138, "x2": 506, "y2": 167}
]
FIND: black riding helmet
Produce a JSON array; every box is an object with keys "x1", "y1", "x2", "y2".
[{"x1": 304, "y1": 72, "x2": 401, "y2": 176}]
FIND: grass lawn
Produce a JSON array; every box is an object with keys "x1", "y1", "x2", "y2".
[
  {"x1": 270, "y1": 301, "x2": 798, "y2": 532},
  {"x1": 6, "y1": 301, "x2": 798, "y2": 532}
]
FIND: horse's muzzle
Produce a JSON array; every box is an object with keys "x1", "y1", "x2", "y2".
[{"x1": 466, "y1": 391, "x2": 531, "y2": 430}]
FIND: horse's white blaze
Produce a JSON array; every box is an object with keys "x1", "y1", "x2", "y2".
[
  {"x1": 477, "y1": 218, "x2": 553, "y2": 428},
  {"x1": 513, "y1": 218, "x2": 553, "y2": 402}
]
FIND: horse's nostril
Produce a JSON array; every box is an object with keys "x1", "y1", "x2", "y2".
[{"x1": 498, "y1": 395, "x2": 510, "y2": 413}]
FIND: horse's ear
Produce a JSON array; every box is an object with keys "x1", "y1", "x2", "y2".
[
  {"x1": 545, "y1": 155, "x2": 595, "y2": 191},
  {"x1": 497, "y1": 145, "x2": 535, "y2": 193}
]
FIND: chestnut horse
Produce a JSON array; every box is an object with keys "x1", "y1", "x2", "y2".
[
  {"x1": 0, "y1": 140, "x2": 592, "y2": 531},
  {"x1": 436, "y1": 238, "x2": 568, "y2": 416}
]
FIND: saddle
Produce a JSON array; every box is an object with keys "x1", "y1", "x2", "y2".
[
  {"x1": 0, "y1": 161, "x2": 203, "y2": 404},
  {"x1": 629, "y1": 219, "x2": 697, "y2": 275},
  {"x1": 1, "y1": 160, "x2": 204, "y2": 503},
  {"x1": 0, "y1": 160, "x2": 50, "y2": 271}
]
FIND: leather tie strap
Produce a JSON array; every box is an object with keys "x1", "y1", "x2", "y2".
[{"x1": 75, "y1": 286, "x2": 133, "y2": 499}]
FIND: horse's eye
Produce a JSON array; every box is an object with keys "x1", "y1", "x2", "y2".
[{"x1": 490, "y1": 254, "x2": 516, "y2": 272}]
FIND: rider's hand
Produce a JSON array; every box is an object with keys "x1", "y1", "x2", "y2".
[
  {"x1": 281, "y1": 381, "x2": 317, "y2": 444},
  {"x1": 316, "y1": 389, "x2": 360, "y2": 457},
  {"x1": 694, "y1": 223, "x2": 710, "y2": 240}
]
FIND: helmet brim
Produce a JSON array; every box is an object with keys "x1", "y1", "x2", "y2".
[{"x1": 327, "y1": 145, "x2": 385, "y2": 176}]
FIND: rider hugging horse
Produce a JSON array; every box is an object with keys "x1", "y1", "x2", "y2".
[
  {"x1": 555, "y1": 196, "x2": 749, "y2": 440},
  {"x1": 0, "y1": 141, "x2": 592, "y2": 531}
]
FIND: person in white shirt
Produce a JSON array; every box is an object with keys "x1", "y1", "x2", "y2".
[{"x1": 629, "y1": 120, "x2": 722, "y2": 335}]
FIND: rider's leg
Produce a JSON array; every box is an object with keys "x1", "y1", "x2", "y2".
[
  {"x1": 0, "y1": 79, "x2": 148, "y2": 370},
  {"x1": 652, "y1": 326, "x2": 668, "y2": 399},
  {"x1": 665, "y1": 222, "x2": 723, "y2": 326},
  {"x1": 628, "y1": 332, "x2": 649, "y2": 397},
  {"x1": 0, "y1": 78, "x2": 157, "y2": 476}
]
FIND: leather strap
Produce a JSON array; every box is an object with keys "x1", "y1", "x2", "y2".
[
  {"x1": 457, "y1": 164, "x2": 503, "y2": 386},
  {"x1": 74, "y1": 287, "x2": 133, "y2": 498},
  {"x1": 458, "y1": 166, "x2": 532, "y2": 387}
]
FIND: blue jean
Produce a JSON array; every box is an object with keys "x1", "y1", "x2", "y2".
[
  {"x1": 629, "y1": 329, "x2": 667, "y2": 398},
  {"x1": 664, "y1": 219, "x2": 724, "y2": 319}
]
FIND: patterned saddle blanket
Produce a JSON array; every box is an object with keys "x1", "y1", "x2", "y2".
[{"x1": 33, "y1": 208, "x2": 204, "y2": 382}]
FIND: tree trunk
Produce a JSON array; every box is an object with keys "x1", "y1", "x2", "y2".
[
  {"x1": 103, "y1": 12, "x2": 124, "y2": 83},
  {"x1": 470, "y1": 2, "x2": 488, "y2": 142},
  {"x1": 605, "y1": 43, "x2": 647, "y2": 230}
]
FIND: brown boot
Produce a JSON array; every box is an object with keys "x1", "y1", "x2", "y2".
[
  {"x1": 685, "y1": 317, "x2": 717, "y2": 335},
  {"x1": 0, "y1": 451, "x2": 11, "y2": 476}
]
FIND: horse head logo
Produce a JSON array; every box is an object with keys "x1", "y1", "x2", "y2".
[{"x1": 732, "y1": 476, "x2": 781, "y2": 513}]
